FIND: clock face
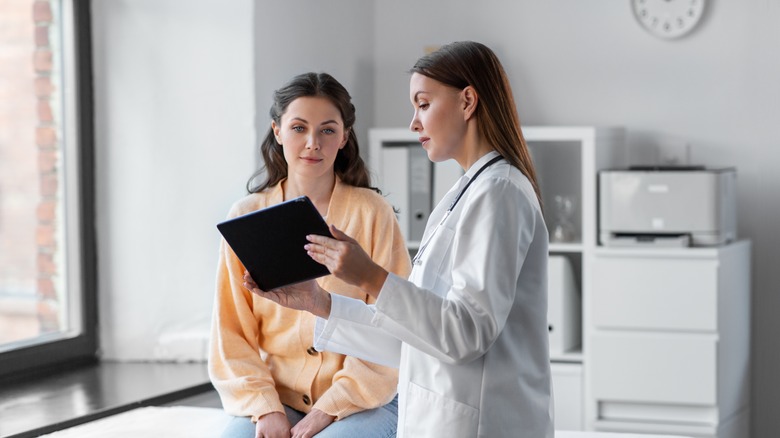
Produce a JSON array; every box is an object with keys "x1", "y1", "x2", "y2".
[{"x1": 632, "y1": 0, "x2": 706, "y2": 39}]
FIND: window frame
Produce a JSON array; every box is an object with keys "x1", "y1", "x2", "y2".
[{"x1": 0, "y1": 0, "x2": 97, "y2": 380}]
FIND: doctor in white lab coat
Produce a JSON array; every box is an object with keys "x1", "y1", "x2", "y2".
[{"x1": 246, "y1": 41, "x2": 554, "y2": 438}]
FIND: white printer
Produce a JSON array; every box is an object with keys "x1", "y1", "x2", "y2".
[{"x1": 598, "y1": 166, "x2": 737, "y2": 247}]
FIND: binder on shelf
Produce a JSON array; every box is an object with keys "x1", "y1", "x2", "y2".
[
  {"x1": 408, "y1": 146, "x2": 432, "y2": 242},
  {"x1": 380, "y1": 143, "x2": 411, "y2": 240},
  {"x1": 548, "y1": 255, "x2": 581, "y2": 355},
  {"x1": 379, "y1": 142, "x2": 440, "y2": 243}
]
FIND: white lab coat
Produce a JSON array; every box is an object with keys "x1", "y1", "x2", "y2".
[{"x1": 314, "y1": 151, "x2": 554, "y2": 437}]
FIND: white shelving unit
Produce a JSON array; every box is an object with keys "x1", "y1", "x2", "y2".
[{"x1": 368, "y1": 126, "x2": 627, "y2": 431}]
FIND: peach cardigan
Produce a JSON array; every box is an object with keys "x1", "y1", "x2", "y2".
[{"x1": 209, "y1": 178, "x2": 411, "y2": 422}]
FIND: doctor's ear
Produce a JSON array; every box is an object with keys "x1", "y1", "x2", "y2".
[{"x1": 461, "y1": 86, "x2": 479, "y2": 121}]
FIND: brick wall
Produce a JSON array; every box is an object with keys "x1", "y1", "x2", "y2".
[
  {"x1": 33, "y1": 0, "x2": 60, "y2": 333},
  {"x1": 0, "y1": 0, "x2": 65, "y2": 343}
]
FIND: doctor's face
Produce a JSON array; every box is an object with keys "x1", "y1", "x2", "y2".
[{"x1": 408, "y1": 73, "x2": 468, "y2": 163}]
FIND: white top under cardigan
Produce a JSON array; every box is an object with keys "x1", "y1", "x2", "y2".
[{"x1": 314, "y1": 151, "x2": 554, "y2": 438}]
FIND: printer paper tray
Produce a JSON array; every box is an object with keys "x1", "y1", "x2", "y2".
[{"x1": 603, "y1": 233, "x2": 691, "y2": 248}]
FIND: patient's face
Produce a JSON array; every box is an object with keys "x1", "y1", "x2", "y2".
[{"x1": 272, "y1": 96, "x2": 347, "y2": 183}]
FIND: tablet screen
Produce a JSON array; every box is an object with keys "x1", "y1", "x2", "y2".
[{"x1": 216, "y1": 196, "x2": 333, "y2": 290}]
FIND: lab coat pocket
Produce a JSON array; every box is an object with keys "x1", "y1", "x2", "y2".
[
  {"x1": 418, "y1": 226, "x2": 455, "y2": 294},
  {"x1": 404, "y1": 381, "x2": 478, "y2": 437}
]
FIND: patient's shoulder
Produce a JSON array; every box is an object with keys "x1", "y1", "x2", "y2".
[{"x1": 226, "y1": 191, "x2": 274, "y2": 218}]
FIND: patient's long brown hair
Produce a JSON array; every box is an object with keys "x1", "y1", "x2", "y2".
[{"x1": 247, "y1": 72, "x2": 374, "y2": 194}]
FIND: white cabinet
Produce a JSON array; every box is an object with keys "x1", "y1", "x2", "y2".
[
  {"x1": 552, "y1": 362, "x2": 584, "y2": 431},
  {"x1": 368, "y1": 126, "x2": 627, "y2": 431},
  {"x1": 591, "y1": 255, "x2": 718, "y2": 331},
  {"x1": 587, "y1": 242, "x2": 752, "y2": 438}
]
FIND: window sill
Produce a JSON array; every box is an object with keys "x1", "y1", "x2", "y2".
[{"x1": 0, "y1": 360, "x2": 213, "y2": 438}]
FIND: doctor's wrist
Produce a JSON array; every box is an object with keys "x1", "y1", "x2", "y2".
[
  {"x1": 312, "y1": 289, "x2": 331, "y2": 319},
  {"x1": 362, "y1": 266, "x2": 388, "y2": 299}
]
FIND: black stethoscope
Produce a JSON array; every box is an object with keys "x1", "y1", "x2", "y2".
[{"x1": 412, "y1": 155, "x2": 504, "y2": 266}]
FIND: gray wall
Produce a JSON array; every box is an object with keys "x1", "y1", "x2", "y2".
[{"x1": 254, "y1": 0, "x2": 375, "y2": 161}]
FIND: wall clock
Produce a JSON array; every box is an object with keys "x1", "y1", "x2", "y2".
[{"x1": 632, "y1": 0, "x2": 706, "y2": 39}]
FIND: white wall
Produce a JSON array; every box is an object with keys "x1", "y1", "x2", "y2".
[
  {"x1": 372, "y1": 1, "x2": 780, "y2": 437},
  {"x1": 91, "y1": 0, "x2": 255, "y2": 360}
]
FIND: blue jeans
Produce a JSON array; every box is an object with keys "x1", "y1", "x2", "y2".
[{"x1": 221, "y1": 395, "x2": 398, "y2": 438}]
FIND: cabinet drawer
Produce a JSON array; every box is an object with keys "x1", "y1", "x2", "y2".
[
  {"x1": 592, "y1": 255, "x2": 718, "y2": 331},
  {"x1": 591, "y1": 332, "x2": 717, "y2": 405},
  {"x1": 551, "y1": 362, "x2": 583, "y2": 430}
]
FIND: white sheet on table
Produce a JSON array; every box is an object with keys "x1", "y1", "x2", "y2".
[
  {"x1": 40, "y1": 406, "x2": 692, "y2": 438},
  {"x1": 40, "y1": 406, "x2": 232, "y2": 438}
]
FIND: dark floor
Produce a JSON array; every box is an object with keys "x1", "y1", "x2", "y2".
[
  {"x1": 160, "y1": 386, "x2": 222, "y2": 408},
  {"x1": 0, "y1": 361, "x2": 217, "y2": 438}
]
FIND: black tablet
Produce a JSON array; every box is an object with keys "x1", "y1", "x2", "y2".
[{"x1": 216, "y1": 196, "x2": 333, "y2": 291}]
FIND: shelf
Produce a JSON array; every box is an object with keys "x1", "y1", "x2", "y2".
[
  {"x1": 593, "y1": 241, "x2": 748, "y2": 259},
  {"x1": 550, "y1": 348, "x2": 584, "y2": 363},
  {"x1": 549, "y1": 243, "x2": 584, "y2": 253}
]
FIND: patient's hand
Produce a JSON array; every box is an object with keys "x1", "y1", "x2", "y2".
[
  {"x1": 290, "y1": 408, "x2": 335, "y2": 438},
  {"x1": 244, "y1": 271, "x2": 331, "y2": 319},
  {"x1": 255, "y1": 411, "x2": 291, "y2": 438}
]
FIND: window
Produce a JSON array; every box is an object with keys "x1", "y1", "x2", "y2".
[{"x1": 0, "y1": 0, "x2": 95, "y2": 378}]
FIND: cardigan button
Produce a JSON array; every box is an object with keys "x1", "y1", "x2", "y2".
[
  {"x1": 302, "y1": 394, "x2": 311, "y2": 405},
  {"x1": 306, "y1": 346, "x2": 318, "y2": 356}
]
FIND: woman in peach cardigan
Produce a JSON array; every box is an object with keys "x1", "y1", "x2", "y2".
[{"x1": 209, "y1": 72, "x2": 411, "y2": 438}]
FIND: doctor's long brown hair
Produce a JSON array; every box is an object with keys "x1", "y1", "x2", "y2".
[
  {"x1": 410, "y1": 41, "x2": 543, "y2": 208},
  {"x1": 247, "y1": 72, "x2": 374, "y2": 194}
]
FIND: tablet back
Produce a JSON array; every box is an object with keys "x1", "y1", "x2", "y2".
[{"x1": 216, "y1": 196, "x2": 332, "y2": 291}]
